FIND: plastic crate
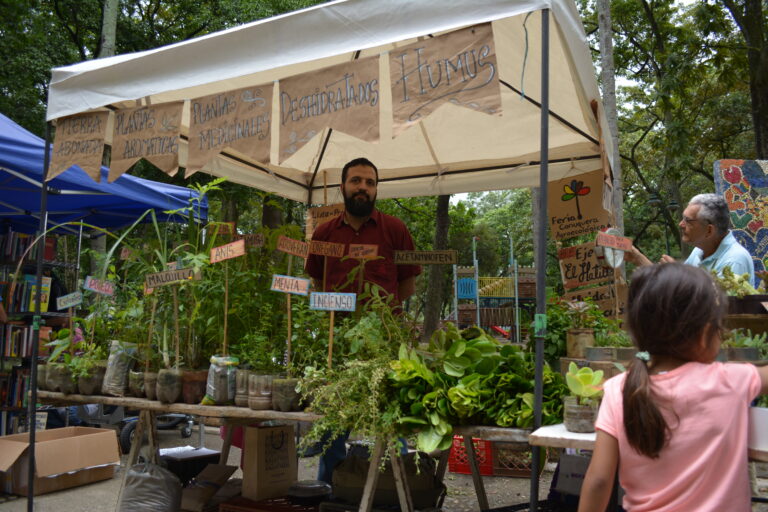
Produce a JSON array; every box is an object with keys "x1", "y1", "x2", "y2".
[
  {"x1": 448, "y1": 435, "x2": 494, "y2": 476},
  {"x1": 492, "y1": 441, "x2": 534, "y2": 477}
]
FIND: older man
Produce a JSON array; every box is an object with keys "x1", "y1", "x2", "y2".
[{"x1": 627, "y1": 193, "x2": 754, "y2": 283}]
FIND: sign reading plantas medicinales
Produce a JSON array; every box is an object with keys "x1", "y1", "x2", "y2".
[
  {"x1": 279, "y1": 56, "x2": 380, "y2": 162},
  {"x1": 389, "y1": 23, "x2": 500, "y2": 136}
]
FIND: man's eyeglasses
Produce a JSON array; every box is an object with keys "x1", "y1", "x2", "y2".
[{"x1": 681, "y1": 216, "x2": 708, "y2": 225}]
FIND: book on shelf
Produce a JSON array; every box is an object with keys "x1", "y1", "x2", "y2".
[
  {"x1": 0, "y1": 323, "x2": 50, "y2": 358},
  {"x1": 1, "y1": 366, "x2": 31, "y2": 409},
  {"x1": 5, "y1": 274, "x2": 51, "y2": 313},
  {"x1": 0, "y1": 230, "x2": 57, "y2": 263}
]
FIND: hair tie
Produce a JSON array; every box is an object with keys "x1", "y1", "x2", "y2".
[{"x1": 635, "y1": 351, "x2": 650, "y2": 362}]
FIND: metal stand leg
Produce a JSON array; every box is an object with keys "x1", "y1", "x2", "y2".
[
  {"x1": 359, "y1": 438, "x2": 386, "y2": 512},
  {"x1": 464, "y1": 436, "x2": 489, "y2": 510}
]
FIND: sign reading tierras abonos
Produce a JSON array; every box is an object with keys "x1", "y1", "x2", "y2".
[{"x1": 309, "y1": 292, "x2": 356, "y2": 312}]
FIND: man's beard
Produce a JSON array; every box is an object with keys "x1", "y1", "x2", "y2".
[{"x1": 343, "y1": 190, "x2": 376, "y2": 217}]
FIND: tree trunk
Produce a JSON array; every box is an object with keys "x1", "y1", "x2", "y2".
[
  {"x1": 421, "y1": 195, "x2": 450, "y2": 342},
  {"x1": 98, "y1": 0, "x2": 119, "y2": 58},
  {"x1": 262, "y1": 194, "x2": 283, "y2": 229}
]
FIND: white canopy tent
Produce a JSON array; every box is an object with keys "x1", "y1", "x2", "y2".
[{"x1": 46, "y1": 0, "x2": 613, "y2": 205}]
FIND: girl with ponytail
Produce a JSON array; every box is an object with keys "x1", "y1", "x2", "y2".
[{"x1": 579, "y1": 263, "x2": 768, "y2": 511}]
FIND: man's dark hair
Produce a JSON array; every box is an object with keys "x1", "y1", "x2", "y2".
[
  {"x1": 341, "y1": 157, "x2": 378, "y2": 184},
  {"x1": 689, "y1": 193, "x2": 729, "y2": 235}
]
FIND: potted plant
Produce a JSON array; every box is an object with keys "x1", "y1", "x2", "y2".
[
  {"x1": 563, "y1": 362, "x2": 604, "y2": 433},
  {"x1": 45, "y1": 328, "x2": 78, "y2": 394},
  {"x1": 70, "y1": 335, "x2": 108, "y2": 396},
  {"x1": 565, "y1": 301, "x2": 597, "y2": 359},
  {"x1": 720, "y1": 328, "x2": 765, "y2": 362}
]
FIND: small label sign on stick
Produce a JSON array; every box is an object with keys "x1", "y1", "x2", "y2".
[
  {"x1": 349, "y1": 244, "x2": 378, "y2": 259},
  {"x1": 309, "y1": 292, "x2": 357, "y2": 312},
  {"x1": 270, "y1": 274, "x2": 310, "y2": 296},
  {"x1": 211, "y1": 239, "x2": 246, "y2": 264},
  {"x1": 309, "y1": 240, "x2": 345, "y2": 258},
  {"x1": 595, "y1": 231, "x2": 633, "y2": 252},
  {"x1": 145, "y1": 268, "x2": 201, "y2": 288},
  {"x1": 277, "y1": 235, "x2": 309, "y2": 259},
  {"x1": 394, "y1": 250, "x2": 457, "y2": 265},
  {"x1": 240, "y1": 233, "x2": 265, "y2": 249},
  {"x1": 84, "y1": 276, "x2": 115, "y2": 296},
  {"x1": 56, "y1": 291, "x2": 83, "y2": 311}
]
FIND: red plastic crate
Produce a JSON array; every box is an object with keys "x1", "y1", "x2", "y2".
[{"x1": 448, "y1": 435, "x2": 494, "y2": 476}]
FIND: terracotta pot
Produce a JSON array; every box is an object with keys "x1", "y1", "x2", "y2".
[
  {"x1": 181, "y1": 369, "x2": 208, "y2": 404},
  {"x1": 36, "y1": 364, "x2": 47, "y2": 390},
  {"x1": 128, "y1": 370, "x2": 145, "y2": 397},
  {"x1": 235, "y1": 369, "x2": 252, "y2": 407},
  {"x1": 563, "y1": 396, "x2": 598, "y2": 433},
  {"x1": 156, "y1": 369, "x2": 182, "y2": 404},
  {"x1": 144, "y1": 372, "x2": 158, "y2": 400},
  {"x1": 271, "y1": 377, "x2": 300, "y2": 412},
  {"x1": 46, "y1": 363, "x2": 76, "y2": 394},
  {"x1": 566, "y1": 329, "x2": 594, "y2": 359},
  {"x1": 77, "y1": 363, "x2": 107, "y2": 395},
  {"x1": 248, "y1": 373, "x2": 274, "y2": 410}
]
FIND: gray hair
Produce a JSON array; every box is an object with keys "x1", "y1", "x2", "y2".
[{"x1": 688, "y1": 193, "x2": 729, "y2": 235}]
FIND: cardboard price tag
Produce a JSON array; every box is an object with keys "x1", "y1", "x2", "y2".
[
  {"x1": 394, "y1": 250, "x2": 457, "y2": 265},
  {"x1": 309, "y1": 292, "x2": 357, "y2": 312},
  {"x1": 276, "y1": 235, "x2": 309, "y2": 259},
  {"x1": 211, "y1": 239, "x2": 246, "y2": 263},
  {"x1": 56, "y1": 291, "x2": 83, "y2": 311},
  {"x1": 348, "y1": 244, "x2": 378, "y2": 259},
  {"x1": 241, "y1": 233, "x2": 265, "y2": 249},
  {"x1": 309, "y1": 240, "x2": 345, "y2": 258},
  {"x1": 84, "y1": 276, "x2": 115, "y2": 296},
  {"x1": 595, "y1": 231, "x2": 633, "y2": 252},
  {"x1": 145, "y1": 267, "x2": 200, "y2": 288},
  {"x1": 270, "y1": 274, "x2": 310, "y2": 296}
]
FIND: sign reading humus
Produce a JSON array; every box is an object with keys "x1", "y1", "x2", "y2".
[
  {"x1": 548, "y1": 169, "x2": 611, "y2": 241},
  {"x1": 390, "y1": 23, "x2": 500, "y2": 136},
  {"x1": 279, "y1": 56, "x2": 380, "y2": 162},
  {"x1": 49, "y1": 111, "x2": 109, "y2": 181},
  {"x1": 110, "y1": 102, "x2": 184, "y2": 181},
  {"x1": 187, "y1": 84, "x2": 273, "y2": 174},
  {"x1": 557, "y1": 242, "x2": 613, "y2": 290}
]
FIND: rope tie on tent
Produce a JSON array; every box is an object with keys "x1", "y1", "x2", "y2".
[
  {"x1": 519, "y1": 12, "x2": 533, "y2": 100},
  {"x1": 504, "y1": 162, "x2": 530, "y2": 174}
]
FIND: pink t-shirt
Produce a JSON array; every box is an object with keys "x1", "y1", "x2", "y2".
[{"x1": 596, "y1": 361, "x2": 761, "y2": 512}]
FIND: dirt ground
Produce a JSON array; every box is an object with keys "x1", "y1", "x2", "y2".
[{"x1": 0, "y1": 425, "x2": 766, "y2": 512}]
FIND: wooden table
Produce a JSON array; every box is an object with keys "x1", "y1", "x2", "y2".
[{"x1": 38, "y1": 391, "x2": 533, "y2": 511}]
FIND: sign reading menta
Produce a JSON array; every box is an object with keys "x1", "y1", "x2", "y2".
[
  {"x1": 145, "y1": 268, "x2": 201, "y2": 288},
  {"x1": 56, "y1": 291, "x2": 83, "y2": 311},
  {"x1": 270, "y1": 275, "x2": 310, "y2": 296},
  {"x1": 309, "y1": 292, "x2": 357, "y2": 312},
  {"x1": 210, "y1": 239, "x2": 246, "y2": 263},
  {"x1": 84, "y1": 276, "x2": 115, "y2": 296},
  {"x1": 394, "y1": 250, "x2": 457, "y2": 265}
]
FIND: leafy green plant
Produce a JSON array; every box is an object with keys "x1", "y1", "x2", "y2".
[
  {"x1": 69, "y1": 341, "x2": 107, "y2": 379},
  {"x1": 565, "y1": 362, "x2": 604, "y2": 405},
  {"x1": 723, "y1": 328, "x2": 768, "y2": 359}
]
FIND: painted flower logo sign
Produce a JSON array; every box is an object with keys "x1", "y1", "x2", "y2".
[
  {"x1": 714, "y1": 160, "x2": 768, "y2": 277},
  {"x1": 562, "y1": 179, "x2": 591, "y2": 220},
  {"x1": 548, "y1": 169, "x2": 611, "y2": 241}
]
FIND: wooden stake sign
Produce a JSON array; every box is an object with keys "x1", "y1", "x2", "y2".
[
  {"x1": 349, "y1": 244, "x2": 378, "y2": 260},
  {"x1": 563, "y1": 283, "x2": 628, "y2": 318},
  {"x1": 309, "y1": 292, "x2": 357, "y2": 369},
  {"x1": 56, "y1": 291, "x2": 82, "y2": 311},
  {"x1": 309, "y1": 240, "x2": 345, "y2": 258},
  {"x1": 210, "y1": 239, "x2": 246, "y2": 263},
  {"x1": 306, "y1": 204, "x2": 344, "y2": 240},
  {"x1": 240, "y1": 233, "x2": 265, "y2": 250},
  {"x1": 276, "y1": 235, "x2": 309, "y2": 259},
  {"x1": 84, "y1": 276, "x2": 115, "y2": 296},
  {"x1": 595, "y1": 231, "x2": 633, "y2": 252},
  {"x1": 394, "y1": 250, "x2": 457, "y2": 265},
  {"x1": 270, "y1": 275, "x2": 310, "y2": 296},
  {"x1": 145, "y1": 267, "x2": 200, "y2": 288},
  {"x1": 557, "y1": 242, "x2": 613, "y2": 290}
]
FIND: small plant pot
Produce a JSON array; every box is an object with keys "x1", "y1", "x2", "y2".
[
  {"x1": 77, "y1": 363, "x2": 107, "y2": 395},
  {"x1": 46, "y1": 363, "x2": 76, "y2": 395},
  {"x1": 563, "y1": 396, "x2": 598, "y2": 433},
  {"x1": 181, "y1": 369, "x2": 208, "y2": 404},
  {"x1": 248, "y1": 373, "x2": 274, "y2": 410},
  {"x1": 723, "y1": 347, "x2": 760, "y2": 361},
  {"x1": 566, "y1": 329, "x2": 595, "y2": 359},
  {"x1": 271, "y1": 377, "x2": 300, "y2": 412},
  {"x1": 36, "y1": 364, "x2": 47, "y2": 391},
  {"x1": 156, "y1": 369, "x2": 182, "y2": 404},
  {"x1": 128, "y1": 370, "x2": 145, "y2": 397},
  {"x1": 144, "y1": 372, "x2": 158, "y2": 400},
  {"x1": 235, "y1": 369, "x2": 252, "y2": 407},
  {"x1": 585, "y1": 347, "x2": 635, "y2": 362}
]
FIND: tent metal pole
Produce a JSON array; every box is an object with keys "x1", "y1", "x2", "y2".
[
  {"x1": 530, "y1": 8, "x2": 550, "y2": 512},
  {"x1": 27, "y1": 121, "x2": 52, "y2": 509}
]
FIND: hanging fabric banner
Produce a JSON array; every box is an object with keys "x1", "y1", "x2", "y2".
[
  {"x1": 49, "y1": 111, "x2": 109, "y2": 182},
  {"x1": 187, "y1": 83, "x2": 273, "y2": 175},
  {"x1": 548, "y1": 169, "x2": 611, "y2": 241},
  {"x1": 278, "y1": 55, "x2": 380, "y2": 162},
  {"x1": 389, "y1": 23, "x2": 500, "y2": 137},
  {"x1": 109, "y1": 102, "x2": 184, "y2": 181}
]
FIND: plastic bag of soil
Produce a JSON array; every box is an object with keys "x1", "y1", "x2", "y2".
[
  {"x1": 118, "y1": 462, "x2": 182, "y2": 512},
  {"x1": 102, "y1": 340, "x2": 137, "y2": 396},
  {"x1": 201, "y1": 355, "x2": 238, "y2": 405}
]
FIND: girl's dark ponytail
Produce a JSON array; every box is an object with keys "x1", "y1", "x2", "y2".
[{"x1": 622, "y1": 356, "x2": 668, "y2": 458}]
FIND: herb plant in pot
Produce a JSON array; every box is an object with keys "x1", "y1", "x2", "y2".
[
  {"x1": 70, "y1": 340, "x2": 108, "y2": 396},
  {"x1": 565, "y1": 301, "x2": 601, "y2": 359},
  {"x1": 45, "y1": 329, "x2": 78, "y2": 394},
  {"x1": 563, "y1": 362, "x2": 604, "y2": 433}
]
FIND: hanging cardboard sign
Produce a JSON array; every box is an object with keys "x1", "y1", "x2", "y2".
[
  {"x1": 84, "y1": 276, "x2": 115, "y2": 296},
  {"x1": 145, "y1": 267, "x2": 201, "y2": 288},
  {"x1": 349, "y1": 244, "x2": 378, "y2": 259},
  {"x1": 557, "y1": 242, "x2": 613, "y2": 290},
  {"x1": 279, "y1": 56, "x2": 380, "y2": 162},
  {"x1": 394, "y1": 250, "x2": 457, "y2": 265},
  {"x1": 309, "y1": 292, "x2": 357, "y2": 312},
  {"x1": 595, "y1": 231, "x2": 632, "y2": 252},
  {"x1": 270, "y1": 274, "x2": 310, "y2": 296},
  {"x1": 239, "y1": 233, "x2": 265, "y2": 249},
  {"x1": 56, "y1": 291, "x2": 83, "y2": 311},
  {"x1": 49, "y1": 111, "x2": 109, "y2": 181},
  {"x1": 211, "y1": 239, "x2": 246, "y2": 264},
  {"x1": 563, "y1": 283, "x2": 628, "y2": 317},
  {"x1": 109, "y1": 102, "x2": 184, "y2": 181},
  {"x1": 187, "y1": 83, "x2": 273, "y2": 174},
  {"x1": 305, "y1": 204, "x2": 345, "y2": 239},
  {"x1": 390, "y1": 23, "x2": 500, "y2": 137},
  {"x1": 276, "y1": 235, "x2": 309, "y2": 259},
  {"x1": 548, "y1": 169, "x2": 611, "y2": 241},
  {"x1": 309, "y1": 240, "x2": 345, "y2": 258}
]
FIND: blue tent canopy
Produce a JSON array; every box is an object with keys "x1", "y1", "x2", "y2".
[{"x1": 0, "y1": 113, "x2": 207, "y2": 234}]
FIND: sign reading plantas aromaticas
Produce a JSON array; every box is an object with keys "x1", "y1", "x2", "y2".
[
  {"x1": 145, "y1": 268, "x2": 200, "y2": 288},
  {"x1": 348, "y1": 244, "x2": 378, "y2": 259},
  {"x1": 84, "y1": 276, "x2": 115, "y2": 296},
  {"x1": 557, "y1": 242, "x2": 612, "y2": 290},
  {"x1": 49, "y1": 111, "x2": 109, "y2": 181},
  {"x1": 309, "y1": 292, "x2": 356, "y2": 312},
  {"x1": 56, "y1": 291, "x2": 83, "y2": 311},
  {"x1": 270, "y1": 275, "x2": 310, "y2": 296},
  {"x1": 548, "y1": 169, "x2": 611, "y2": 241},
  {"x1": 210, "y1": 239, "x2": 245, "y2": 264},
  {"x1": 390, "y1": 23, "x2": 500, "y2": 136},
  {"x1": 394, "y1": 250, "x2": 457, "y2": 265},
  {"x1": 276, "y1": 235, "x2": 309, "y2": 259}
]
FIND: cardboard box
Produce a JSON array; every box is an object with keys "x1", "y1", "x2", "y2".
[
  {"x1": 0, "y1": 426, "x2": 120, "y2": 496},
  {"x1": 242, "y1": 424, "x2": 297, "y2": 502}
]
